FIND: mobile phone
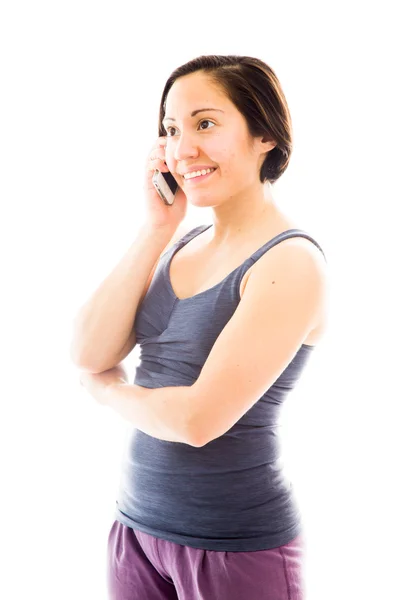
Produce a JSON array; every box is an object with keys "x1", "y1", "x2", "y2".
[{"x1": 152, "y1": 168, "x2": 179, "y2": 206}]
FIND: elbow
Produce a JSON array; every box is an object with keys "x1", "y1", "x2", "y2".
[
  {"x1": 187, "y1": 400, "x2": 224, "y2": 448},
  {"x1": 186, "y1": 384, "x2": 218, "y2": 448},
  {"x1": 189, "y1": 426, "x2": 211, "y2": 448},
  {"x1": 70, "y1": 345, "x2": 87, "y2": 370},
  {"x1": 182, "y1": 413, "x2": 203, "y2": 447},
  {"x1": 188, "y1": 435, "x2": 205, "y2": 448},
  {"x1": 188, "y1": 430, "x2": 206, "y2": 448},
  {"x1": 70, "y1": 347, "x2": 107, "y2": 374},
  {"x1": 182, "y1": 387, "x2": 205, "y2": 448},
  {"x1": 186, "y1": 401, "x2": 208, "y2": 448}
]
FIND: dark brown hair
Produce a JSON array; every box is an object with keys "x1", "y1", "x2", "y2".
[{"x1": 158, "y1": 55, "x2": 293, "y2": 185}]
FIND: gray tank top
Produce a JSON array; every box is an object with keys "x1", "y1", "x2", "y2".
[{"x1": 115, "y1": 224, "x2": 326, "y2": 551}]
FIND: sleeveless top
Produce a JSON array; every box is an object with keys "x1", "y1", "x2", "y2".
[{"x1": 114, "y1": 224, "x2": 327, "y2": 551}]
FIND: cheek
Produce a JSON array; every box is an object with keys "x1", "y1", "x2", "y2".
[
  {"x1": 220, "y1": 151, "x2": 244, "y2": 178},
  {"x1": 214, "y1": 135, "x2": 244, "y2": 167},
  {"x1": 211, "y1": 147, "x2": 236, "y2": 175},
  {"x1": 202, "y1": 134, "x2": 231, "y2": 161}
]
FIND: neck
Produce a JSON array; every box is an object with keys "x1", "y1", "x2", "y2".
[{"x1": 208, "y1": 184, "x2": 279, "y2": 247}]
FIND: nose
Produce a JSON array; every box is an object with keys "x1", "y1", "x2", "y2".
[{"x1": 170, "y1": 130, "x2": 200, "y2": 163}]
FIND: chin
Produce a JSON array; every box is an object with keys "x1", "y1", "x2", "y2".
[{"x1": 187, "y1": 191, "x2": 221, "y2": 207}]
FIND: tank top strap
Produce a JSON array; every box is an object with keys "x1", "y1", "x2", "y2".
[
  {"x1": 248, "y1": 228, "x2": 327, "y2": 263},
  {"x1": 170, "y1": 224, "x2": 327, "y2": 263},
  {"x1": 173, "y1": 224, "x2": 213, "y2": 249}
]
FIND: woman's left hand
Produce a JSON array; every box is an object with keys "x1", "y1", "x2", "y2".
[{"x1": 79, "y1": 364, "x2": 129, "y2": 406}]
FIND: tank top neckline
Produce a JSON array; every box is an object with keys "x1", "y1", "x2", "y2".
[{"x1": 164, "y1": 223, "x2": 315, "y2": 349}]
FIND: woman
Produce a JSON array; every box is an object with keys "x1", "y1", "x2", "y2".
[{"x1": 80, "y1": 54, "x2": 328, "y2": 599}]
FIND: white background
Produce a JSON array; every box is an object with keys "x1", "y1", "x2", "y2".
[{"x1": 1, "y1": 1, "x2": 399, "y2": 598}]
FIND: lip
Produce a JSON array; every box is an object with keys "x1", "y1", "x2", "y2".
[
  {"x1": 183, "y1": 168, "x2": 217, "y2": 185},
  {"x1": 180, "y1": 166, "x2": 217, "y2": 176}
]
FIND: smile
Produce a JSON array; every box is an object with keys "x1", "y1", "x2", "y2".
[{"x1": 183, "y1": 168, "x2": 217, "y2": 185}]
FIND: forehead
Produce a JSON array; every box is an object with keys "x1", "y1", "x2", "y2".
[{"x1": 165, "y1": 71, "x2": 229, "y2": 114}]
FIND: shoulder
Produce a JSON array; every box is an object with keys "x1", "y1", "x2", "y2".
[
  {"x1": 252, "y1": 230, "x2": 327, "y2": 281},
  {"x1": 244, "y1": 233, "x2": 329, "y2": 326}
]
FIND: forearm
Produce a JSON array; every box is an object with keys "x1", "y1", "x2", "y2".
[
  {"x1": 104, "y1": 382, "x2": 199, "y2": 446},
  {"x1": 70, "y1": 224, "x2": 174, "y2": 371}
]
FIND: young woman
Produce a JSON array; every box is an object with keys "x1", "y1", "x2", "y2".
[{"x1": 79, "y1": 54, "x2": 329, "y2": 599}]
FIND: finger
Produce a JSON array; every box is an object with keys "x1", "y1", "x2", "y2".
[
  {"x1": 150, "y1": 144, "x2": 166, "y2": 159},
  {"x1": 147, "y1": 157, "x2": 169, "y2": 173},
  {"x1": 150, "y1": 140, "x2": 166, "y2": 155},
  {"x1": 149, "y1": 152, "x2": 165, "y2": 164}
]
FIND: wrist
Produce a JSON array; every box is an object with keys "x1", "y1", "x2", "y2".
[{"x1": 141, "y1": 222, "x2": 177, "y2": 239}]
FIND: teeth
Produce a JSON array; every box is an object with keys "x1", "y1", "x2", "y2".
[{"x1": 184, "y1": 168, "x2": 215, "y2": 180}]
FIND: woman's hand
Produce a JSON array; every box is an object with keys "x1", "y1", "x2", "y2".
[
  {"x1": 144, "y1": 136, "x2": 187, "y2": 231},
  {"x1": 79, "y1": 364, "x2": 129, "y2": 406}
]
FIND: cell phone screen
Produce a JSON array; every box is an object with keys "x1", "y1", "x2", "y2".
[
  {"x1": 161, "y1": 170, "x2": 178, "y2": 195},
  {"x1": 152, "y1": 168, "x2": 179, "y2": 205}
]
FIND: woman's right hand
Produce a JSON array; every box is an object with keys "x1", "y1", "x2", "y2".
[{"x1": 143, "y1": 136, "x2": 188, "y2": 232}]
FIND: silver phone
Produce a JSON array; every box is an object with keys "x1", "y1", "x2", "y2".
[{"x1": 152, "y1": 168, "x2": 179, "y2": 206}]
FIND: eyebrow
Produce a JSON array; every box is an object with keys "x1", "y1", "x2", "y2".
[{"x1": 162, "y1": 108, "x2": 224, "y2": 124}]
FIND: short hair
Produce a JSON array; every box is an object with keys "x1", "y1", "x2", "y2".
[{"x1": 158, "y1": 55, "x2": 293, "y2": 185}]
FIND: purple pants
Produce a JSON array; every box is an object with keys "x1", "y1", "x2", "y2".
[{"x1": 107, "y1": 520, "x2": 306, "y2": 599}]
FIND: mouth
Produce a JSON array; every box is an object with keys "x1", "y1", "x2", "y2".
[{"x1": 182, "y1": 168, "x2": 217, "y2": 185}]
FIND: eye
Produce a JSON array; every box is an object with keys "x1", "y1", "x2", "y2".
[
  {"x1": 198, "y1": 119, "x2": 215, "y2": 131},
  {"x1": 165, "y1": 119, "x2": 215, "y2": 137},
  {"x1": 165, "y1": 126, "x2": 177, "y2": 137}
]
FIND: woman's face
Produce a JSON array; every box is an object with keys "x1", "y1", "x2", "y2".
[{"x1": 163, "y1": 71, "x2": 273, "y2": 208}]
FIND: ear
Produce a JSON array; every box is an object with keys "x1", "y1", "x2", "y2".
[
  {"x1": 252, "y1": 134, "x2": 276, "y2": 154},
  {"x1": 260, "y1": 135, "x2": 277, "y2": 151}
]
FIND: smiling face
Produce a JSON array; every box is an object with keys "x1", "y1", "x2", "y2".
[{"x1": 163, "y1": 71, "x2": 275, "y2": 208}]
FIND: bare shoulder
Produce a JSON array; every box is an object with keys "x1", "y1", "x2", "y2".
[
  {"x1": 243, "y1": 216, "x2": 328, "y2": 287},
  {"x1": 244, "y1": 229, "x2": 330, "y2": 344},
  {"x1": 249, "y1": 234, "x2": 327, "y2": 287},
  {"x1": 276, "y1": 233, "x2": 327, "y2": 269},
  {"x1": 255, "y1": 230, "x2": 328, "y2": 298}
]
